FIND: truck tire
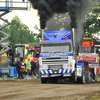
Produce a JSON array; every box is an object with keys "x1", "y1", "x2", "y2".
[
  {"x1": 80, "y1": 67, "x2": 86, "y2": 84},
  {"x1": 88, "y1": 72, "x2": 92, "y2": 82},
  {"x1": 41, "y1": 78, "x2": 47, "y2": 84},
  {"x1": 84, "y1": 63, "x2": 89, "y2": 81},
  {"x1": 70, "y1": 70, "x2": 77, "y2": 83}
]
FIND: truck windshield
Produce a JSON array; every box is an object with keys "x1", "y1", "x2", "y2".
[
  {"x1": 29, "y1": 50, "x2": 34, "y2": 55},
  {"x1": 79, "y1": 45, "x2": 92, "y2": 53},
  {"x1": 14, "y1": 46, "x2": 24, "y2": 62},
  {"x1": 41, "y1": 43, "x2": 71, "y2": 53}
]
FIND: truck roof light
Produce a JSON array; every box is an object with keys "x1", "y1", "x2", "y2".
[
  {"x1": 83, "y1": 37, "x2": 91, "y2": 40},
  {"x1": 31, "y1": 46, "x2": 32, "y2": 48},
  {"x1": 43, "y1": 38, "x2": 45, "y2": 41},
  {"x1": 93, "y1": 37, "x2": 95, "y2": 39},
  {"x1": 66, "y1": 37, "x2": 68, "y2": 41},
  {"x1": 19, "y1": 43, "x2": 21, "y2": 44},
  {"x1": 28, "y1": 43, "x2": 30, "y2": 45}
]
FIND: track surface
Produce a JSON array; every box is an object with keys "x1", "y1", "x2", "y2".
[{"x1": 0, "y1": 79, "x2": 100, "y2": 100}]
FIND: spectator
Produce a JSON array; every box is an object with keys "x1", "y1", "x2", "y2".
[
  {"x1": 31, "y1": 59, "x2": 36, "y2": 76},
  {"x1": 26, "y1": 58, "x2": 31, "y2": 75},
  {"x1": 21, "y1": 59, "x2": 26, "y2": 74},
  {"x1": 16, "y1": 59, "x2": 24, "y2": 79},
  {"x1": 36, "y1": 58, "x2": 40, "y2": 78}
]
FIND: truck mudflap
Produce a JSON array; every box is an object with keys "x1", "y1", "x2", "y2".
[
  {"x1": 76, "y1": 63, "x2": 84, "y2": 77},
  {"x1": 40, "y1": 69, "x2": 73, "y2": 77}
]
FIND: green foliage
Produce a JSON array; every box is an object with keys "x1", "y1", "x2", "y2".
[
  {"x1": 84, "y1": 9, "x2": 100, "y2": 38},
  {"x1": 1, "y1": 15, "x2": 39, "y2": 47},
  {"x1": 34, "y1": 24, "x2": 42, "y2": 40}
]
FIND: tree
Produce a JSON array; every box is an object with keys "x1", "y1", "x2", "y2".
[
  {"x1": 84, "y1": 9, "x2": 100, "y2": 38},
  {"x1": 34, "y1": 24, "x2": 42, "y2": 40},
  {"x1": 2, "y1": 15, "x2": 40, "y2": 47}
]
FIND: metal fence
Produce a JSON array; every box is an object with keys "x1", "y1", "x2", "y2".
[{"x1": 0, "y1": 0, "x2": 31, "y2": 11}]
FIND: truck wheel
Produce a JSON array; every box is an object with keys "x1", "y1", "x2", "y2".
[
  {"x1": 71, "y1": 70, "x2": 77, "y2": 83},
  {"x1": 80, "y1": 67, "x2": 86, "y2": 84},
  {"x1": 41, "y1": 78, "x2": 47, "y2": 84},
  {"x1": 88, "y1": 72, "x2": 92, "y2": 82}
]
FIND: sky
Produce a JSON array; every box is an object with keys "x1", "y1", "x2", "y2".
[{"x1": 0, "y1": 0, "x2": 40, "y2": 33}]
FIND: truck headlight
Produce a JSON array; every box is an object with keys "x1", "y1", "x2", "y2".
[
  {"x1": 41, "y1": 65, "x2": 48, "y2": 69},
  {"x1": 63, "y1": 64, "x2": 68, "y2": 68},
  {"x1": 61, "y1": 57, "x2": 68, "y2": 59}
]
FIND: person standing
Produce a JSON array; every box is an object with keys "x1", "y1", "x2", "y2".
[
  {"x1": 31, "y1": 59, "x2": 36, "y2": 76},
  {"x1": 16, "y1": 59, "x2": 23, "y2": 79},
  {"x1": 36, "y1": 58, "x2": 40, "y2": 78},
  {"x1": 26, "y1": 58, "x2": 31, "y2": 75},
  {"x1": 21, "y1": 59, "x2": 26, "y2": 75}
]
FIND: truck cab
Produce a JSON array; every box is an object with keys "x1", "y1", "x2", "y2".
[
  {"x1": 13, "y1": 44, "x2": 29, "y2": 63},
  {"x1": 29, "y1": 44, "x2": 40, "y2": 62},
  {"x1": 39, "y1": 30, "x2": 81, "y2": 83}
]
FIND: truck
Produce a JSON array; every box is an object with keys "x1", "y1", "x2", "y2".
[
  {"x1": 77, "y1": 37, "x2": 100, "y2": 82},
  {"x1": 29, "y1": 43, "x2": 40, "y2": 62},
  {"x1": 39, "y1": 29, "x2": 86, "y2": 84},
  {"x1": 14, "y1": 43, "x2": 29, "y2": 63}
]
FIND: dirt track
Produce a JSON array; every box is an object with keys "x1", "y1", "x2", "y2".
[{"x1": 0, "y1": 79, "x2": 100, "y2": 100}]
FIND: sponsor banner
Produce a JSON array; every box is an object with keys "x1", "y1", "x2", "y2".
[
  {"x1": 77, "y1": 56, "x2": 97, "y2": 62},
  {"x1": 41, "y1": 30, "x2": 72, "y2": 43},
  {"x1": 40, "y1": 53, "x2": 72, "y2": 57},
  {"x1": 79, "y1": 53, "x2": 98, "y2": 57}
]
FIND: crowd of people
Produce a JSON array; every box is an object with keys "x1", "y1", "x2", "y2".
[{"x1": 16, "y1": 58, "x2": 40, "y2": 79}]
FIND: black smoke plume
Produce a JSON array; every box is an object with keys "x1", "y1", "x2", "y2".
[{"x1": 29, "y1": 0, "x2": 89, "y2": 29}]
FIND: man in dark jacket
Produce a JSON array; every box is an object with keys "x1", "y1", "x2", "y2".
[
  {"x1": 16, "y1": 59, "x2": 23, "y2": 79},
  {"x1": 31, "y1": 59, "x2": 36, "y2": 76}
]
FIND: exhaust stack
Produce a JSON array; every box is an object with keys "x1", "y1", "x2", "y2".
[
  {"x1": 42, "y1": 29, "x2": 44, "y2": 41},
  {"x1": 72, "y1": 28, "x2": 76, "y2": 58}
]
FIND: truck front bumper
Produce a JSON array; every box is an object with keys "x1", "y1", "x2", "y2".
[{"x1": 40, "y1": 69, "x2": 73, "y2": 78}]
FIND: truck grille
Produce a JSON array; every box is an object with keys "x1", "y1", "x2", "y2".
[
  {"x1": 42, "y1": 57, "x2": 69, "y2": 65},
  {"x1": 49, "y1": 65, "x2": 62, "y2": 69}
]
